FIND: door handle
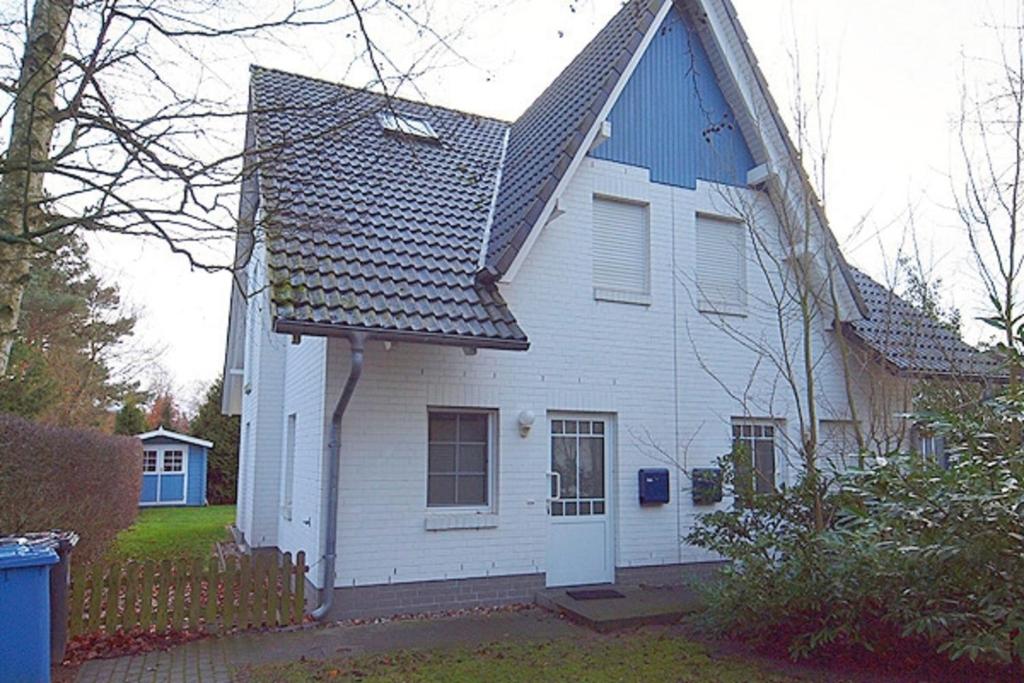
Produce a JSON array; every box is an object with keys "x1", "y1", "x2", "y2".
[{"x1": 547, "y1": 471, "x2": 561, "y2": 500}]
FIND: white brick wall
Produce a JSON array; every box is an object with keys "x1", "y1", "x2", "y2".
[
  {"x1": 276, "y1": 336, "x2": 328, "y2": 562},
  {"x1": 237, "y1": 234, "x2": 287, "y2": 549},
  {"x1": 263, "y1": 157, "x2": 880, "y2": 589},
  {"x1": 237, "y1": 0, "x2": 902, "y2": 590}
]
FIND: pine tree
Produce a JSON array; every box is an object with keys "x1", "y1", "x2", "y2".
[
  {"x1": 190, "y1": 377, "x2": 240, "y2": 504},
  {"x1": 114, "y1": 400, "x2": 147, "y2": 435},
  {"x1": 0, "y1": 232, "x2": 138, "y2": 427}
]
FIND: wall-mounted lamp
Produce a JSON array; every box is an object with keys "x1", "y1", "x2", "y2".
[{"x1": 517, "y1": 410, "x2": 536, "y2": 437}]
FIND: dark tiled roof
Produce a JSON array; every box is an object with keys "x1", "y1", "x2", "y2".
[
  {"x1": 847, "y1": 269, "x2": 1003, "y2": 379},
  {"x1": 249, "y1": 66, "x2": 528, "y2": 349},
  {"x1": 482, "y1": 0, "x2": 661, "y2": 277}
]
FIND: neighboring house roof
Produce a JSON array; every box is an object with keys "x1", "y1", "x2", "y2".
[
  {"x1": 845, "y1": 269, "x2": 1004, "y2": 380},
  {"x1": 137, "y1": 427, "x2": 213, "y2": 449},
  {"x1": 250, "y1": 67, "x2": 528, "y2": 350},
  {"x1": 482, "y1": 0, "x2": 661, "y2": 278}
]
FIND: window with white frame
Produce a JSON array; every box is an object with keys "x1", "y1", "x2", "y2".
[
  {"x1": 162, "y1": 449, "x2": 184, "y2": 473},
  {"x1": 281, "y1": 414, "x2": 297, "y2": 521},
  {"x1": 143, "y1": 450, "x2": 158, "y2": 473},
  {"x1": 912, "y1": 424, "x2": 947, "y2": 468},
  {"x1": 427, "y1": 410, "x2": 494, "y2": 508},
  {"x1": 592, "y1": 196, "x2": 650, "y2": 302},
  {"x1": 731, "y1": 419, "x2": 779, "y2": 495},
  {"x1": 697, "y1": 214, "x2": 747, "y2": 314},
  {"x1": 819, "y1": 419, "x2": 861, "y2": 473}
]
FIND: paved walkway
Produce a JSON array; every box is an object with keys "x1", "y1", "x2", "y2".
[{"x1": 74, "y1": 608, "x2": 583, "y2": 683}]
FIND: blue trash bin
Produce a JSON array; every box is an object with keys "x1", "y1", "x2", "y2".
[{"x1": 0, "y1": 542, "x2": 59, "y2": 683}]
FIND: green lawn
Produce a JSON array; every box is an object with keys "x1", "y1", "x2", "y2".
[
  {"x1": 236, "y1": 632, "x2": 801, "y2": 683},
  {"x1": 106, "y1": 505, "x2": 236, "y2": 563}
]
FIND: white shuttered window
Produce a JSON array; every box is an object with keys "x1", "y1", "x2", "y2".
[
  {"x1": 593, "y1": 197, "x2": 650, "y2": 303},
  {"x1": 696, "y1": 214, "x2": 746, "y2": 314}
]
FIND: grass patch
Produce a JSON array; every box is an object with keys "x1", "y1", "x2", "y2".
[
  {"x1": 106, "y1": 505, "x2": 235, "y2": 564},
  {"x1": 236, "y1": 631, "x2": 801, "y2": 683}
]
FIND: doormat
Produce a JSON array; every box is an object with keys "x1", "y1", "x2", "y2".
[{"x1": 566, "y1": 588, "x2": 625, "y2": 600}]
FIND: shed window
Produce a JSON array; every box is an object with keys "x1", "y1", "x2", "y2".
[
  {"x1": 378, "y1": 111, "x2": 438, "y2": 140},
  {"x1": 697, "y1": 214, "x2": 747, "y2": 314},
  {"x1": 731, "y1": 420, "x2": 779, "y2": 495},
  {"x1": 592, "y1": 196, "x2": 650, "y2": 302},
  {"x1": 427, "y1": 410, "x2": 494, "y2": 508},
  {"x1": 143, "y1": 450, "x2": 158, "y2": 473},
  {"x1": 162, "y1": 449, "x2": 184, "y2": 473}
]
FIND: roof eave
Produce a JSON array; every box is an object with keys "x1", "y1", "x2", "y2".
[
  {"x1": 136, "y1": 427, "x2": 215, "y2": 449},
  {"x1": 273, "y1": 319, "x2": 530, "y2": 352},
  {"x1": 705, "y1": 0, "x2": 869, "y2": 321}
]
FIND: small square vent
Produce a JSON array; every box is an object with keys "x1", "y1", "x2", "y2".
[{"x1": 378, "y1": 111, "x2": 438, "y2": 140}]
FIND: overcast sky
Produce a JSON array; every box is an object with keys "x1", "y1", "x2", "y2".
[{"x1": 85, "y1": 0, "x2": 1016, "y2": 404}]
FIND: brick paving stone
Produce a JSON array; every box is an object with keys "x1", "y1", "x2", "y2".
[{"x1": 75, "y1": 607, "x2": 581, "y2": 683}]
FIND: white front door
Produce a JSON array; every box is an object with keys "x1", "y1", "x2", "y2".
[{"x1": 545, "y1": 415, "x2": 614, "y2": 587}]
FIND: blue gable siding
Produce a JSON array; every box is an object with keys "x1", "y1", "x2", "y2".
[{"x1": 590, "y1": 6, "x2": 755, "y2": 188}]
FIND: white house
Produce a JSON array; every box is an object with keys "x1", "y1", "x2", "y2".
[{"x1": 221, "y1": 0, "x2": 1000, "y2": 620}]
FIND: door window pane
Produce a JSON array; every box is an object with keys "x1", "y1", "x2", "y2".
[
  {"x1": 143, "y1": 450, "x2": 158, "y2": 473},
  {"x1": 552, "y1": 436, "x2": 578, "y2": 498},
  {"x1": 579, "y1": 437, "x2": 605, "y2": 498},
  {"x1": 753, "y1": 440, "x2": 775, "y2": 494},
  {"x1": 732, "y1": 420, "x2": 779, "y2": 496},
  {"x1": 549, "y1": 419, "x2": 607, "y2": 517}
]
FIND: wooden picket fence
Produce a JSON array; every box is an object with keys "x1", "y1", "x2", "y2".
[{"x1": 68, "y1": 551, "x2": 307, "y2": 637}]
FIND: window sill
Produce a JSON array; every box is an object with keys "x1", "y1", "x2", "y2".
[
  {"x1": 594, "y1": 288, "x2": 652, "y2": 306},
  {"x1": 698, "y1": 303, "x2": 747, "y2": 318},
  {"x1": 424, "y1": 513, "x2": 498, "y2": 531}
]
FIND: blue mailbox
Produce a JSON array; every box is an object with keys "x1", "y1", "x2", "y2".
[
  {"x1": 638, "y1": 468, "x2": 670, "y2": 505},
  {"x1": 0, "y1": 542, "x2": 59, "y2": 683}
]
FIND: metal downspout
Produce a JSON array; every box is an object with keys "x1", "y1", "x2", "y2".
[{"x1": 311, "y1": 332, "x2": 367, "y2": 621}]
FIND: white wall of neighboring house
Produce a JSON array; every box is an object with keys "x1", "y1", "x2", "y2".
[{"x1": 261, "y1": 157, "x2": 878, "y2": 591}]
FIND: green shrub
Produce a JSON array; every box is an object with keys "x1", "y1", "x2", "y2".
[
  {"x1": 687, "y1": 410, "x2": 1024, "y2": 668},
  {"x1": 0, "y1": 413, "x2": 141, "y2": 563}
]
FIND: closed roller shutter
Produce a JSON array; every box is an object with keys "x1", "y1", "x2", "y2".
[
  {"x1": 697, "y1": 214, "x2": 746, "y2": 313},
  {"x1": 593, "y1": 197, "x2": 650, "y2": 296}
]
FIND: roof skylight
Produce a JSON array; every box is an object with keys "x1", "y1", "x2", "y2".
[{"x1": 378, "y1": 111, "x2": 439, "y2": 140}]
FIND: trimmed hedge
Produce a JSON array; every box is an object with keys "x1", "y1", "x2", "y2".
[{"x1": 0, "y1": 413, "x2": 141, "y2": 564}]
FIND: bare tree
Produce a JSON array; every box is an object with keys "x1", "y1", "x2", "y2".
[
  {"x1": 0, "y1": 0, "x2": 487, "y2": 374},
  {"x1": 955, "y1": 16, "x2": 1024, "y2": 400}
]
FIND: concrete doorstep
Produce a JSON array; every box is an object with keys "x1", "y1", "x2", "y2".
[{"x1": 534, "y1": 583, "x2": 702, "y2": 633}]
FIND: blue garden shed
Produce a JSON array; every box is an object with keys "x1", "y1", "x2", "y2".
[{"x1": 136, "y1": 428, "x2": 212, "y2": 507}]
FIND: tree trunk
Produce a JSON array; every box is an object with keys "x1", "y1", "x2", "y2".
[{"x1": 0, "y1": 0, "x2": 73, "y2": 374}]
